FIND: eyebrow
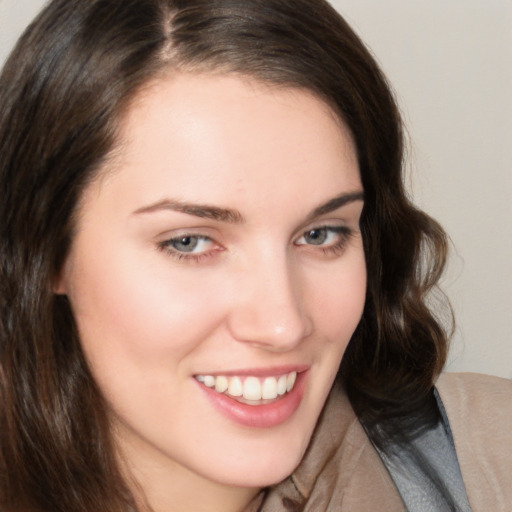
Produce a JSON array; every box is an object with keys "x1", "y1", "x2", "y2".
[
  {"x1": 307, "y1": 190, "x2": 364, "y2": 220},
  {"x1": 133, "y1": 191, "x2": 364, "y2": 224},
  {"x1": 133, "y1": 199, "x2": 245, "y2": 223}
]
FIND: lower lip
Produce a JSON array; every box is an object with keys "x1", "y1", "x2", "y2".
[{"x1": 196, "y1": 372, "x2": 307, "y2": 428}]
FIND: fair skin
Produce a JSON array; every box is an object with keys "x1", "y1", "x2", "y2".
[{"x1": 57, "y1": 73, "x2": 366, "y2": 512}]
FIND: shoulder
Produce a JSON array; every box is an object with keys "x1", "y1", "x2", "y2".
[
  {"x1": 436, "y1": 372, "x2": 511, "y2": 437},
  {"x1": 436, "y1": 372, "x2": 512, "y2": 511},
  {"x1": 436, "y1": 371, "x2": 511, "y2": 406}
]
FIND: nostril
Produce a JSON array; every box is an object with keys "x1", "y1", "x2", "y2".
[{"x1": 226, "y1": 260, "x2": 313, "y2": 349}]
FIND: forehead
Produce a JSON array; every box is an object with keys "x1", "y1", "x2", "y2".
[{"x1": 87, "y1": 73, "x2": 361, "y2": 217}]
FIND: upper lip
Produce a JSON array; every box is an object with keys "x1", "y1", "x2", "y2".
[{"x1": 194, "y1": 365, "x2": 309, "y2": 377}]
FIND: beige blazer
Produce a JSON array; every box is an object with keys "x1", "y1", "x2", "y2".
[{"x1": 250, "y1": 373, "x2": 511, "y2": 511}]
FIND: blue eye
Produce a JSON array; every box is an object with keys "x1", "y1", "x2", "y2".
[
  {"x1": 168, "y1": 235, "x2": 206, "y2": 253},
  {"x1": 301, "y1": 228, "x2": 329, "y2": 245},
  {"x1": 159, "y1": 234, "x2": 216, "y2": 261},
  {"x1": 296, "y1": 226, "x2": 349, "y2": 247}
]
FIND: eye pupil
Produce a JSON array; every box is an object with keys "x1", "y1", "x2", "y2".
[
  {"x1": 171, "y1": 236, "x2": 199, "y2": 252},
  {"x1": 305, "y1": 228, "x2": 327, "y2": 245}
]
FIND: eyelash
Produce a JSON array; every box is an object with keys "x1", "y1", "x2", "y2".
[
  {"x1": 157, "y1": 235, "x2": 218, "y2": 264},
  {"x1": 157, "y1": 225, "x2": 353, "y2": 263},
  {"x1": 294, "y1": 226, "x2": 353, "y2": 256}
]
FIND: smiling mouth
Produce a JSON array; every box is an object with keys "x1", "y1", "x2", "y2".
[{"x1": 194, "y1": 372, "x2": 297, "y2": 404}]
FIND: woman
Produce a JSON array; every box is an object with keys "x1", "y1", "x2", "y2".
[{"x1": 0, "y1": 0, "x2": 509, "y2": 511}]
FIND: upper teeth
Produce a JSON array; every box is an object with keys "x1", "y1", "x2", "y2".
[{"x1": 195, "y1": 372, "x2": 297, "y2": 401}]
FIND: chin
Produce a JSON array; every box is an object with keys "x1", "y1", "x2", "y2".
[
  {"x1": 214, "y1": 463, "x2": 300, "y2": 489},
  {"x1": 204, "y1": 436, "x2": 309, "y2": 489}
]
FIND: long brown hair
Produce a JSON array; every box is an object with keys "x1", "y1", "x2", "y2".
[{"x1": 0, "y1": 0, "x2": 449, "y2": 510}]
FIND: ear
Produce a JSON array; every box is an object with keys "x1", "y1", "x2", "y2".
[
  {"x1": 53, "y1": 274, "x2": 67, "y2": 295},
  {"x1": 52, "y1": 258, "x2": 70, "y2": 295}
]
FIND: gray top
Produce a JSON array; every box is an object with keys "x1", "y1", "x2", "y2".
[{"x1": 375, "y1": 390, "x2": 472, "y2": 512}]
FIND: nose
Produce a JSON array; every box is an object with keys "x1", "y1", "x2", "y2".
[{"x1": 226, "y1": 254, "x2": 313, "y2": 351}]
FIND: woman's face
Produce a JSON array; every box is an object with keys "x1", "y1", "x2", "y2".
[{"x1": 58, "y1": 74, "x2": 366, "y2": 494}]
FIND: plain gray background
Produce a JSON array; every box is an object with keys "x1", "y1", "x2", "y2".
[{"x1": 1, "y1": 0, "x2": 511, "y2": 378}]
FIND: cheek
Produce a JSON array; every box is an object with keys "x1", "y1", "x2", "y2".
[
  {"x1": 309, "y1": 254, "x2": 367, "y2": 344},
  {"x1": 65, "y1": 238, "x2": 226, "y2": 373}
]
